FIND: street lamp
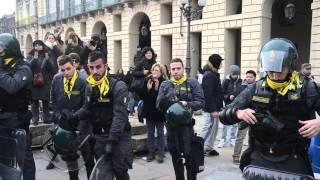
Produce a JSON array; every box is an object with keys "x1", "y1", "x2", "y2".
[{"x1": 178, "y1": 0, "x2": 206, "y2": 77}]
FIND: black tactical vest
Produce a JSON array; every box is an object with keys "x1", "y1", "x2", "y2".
[
  {"x1": 250, "y1": 79, "x2": 309, "y2": 144},
  {"x1": 88, "y1": 77, "x2": 118, "y2": 134},
  {"x1": 0, "y1": 60, "x2": 31, "y2": 113},
  {"x1": 173, "y1": 81, "x2": 192, "y2": 101}
]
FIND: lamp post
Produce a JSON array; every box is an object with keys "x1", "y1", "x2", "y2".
[{"x1": 178, "y1": 0, "x2": 206, "y2": 77}]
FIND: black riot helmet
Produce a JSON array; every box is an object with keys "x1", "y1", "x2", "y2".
[
  {"x1": 259, "y1": 38, "x2": 298, "y2": 73},
  {"x1": 0, "y1": 33, "x2": 23, "y2": 58}
]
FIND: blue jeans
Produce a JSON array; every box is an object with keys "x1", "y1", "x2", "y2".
[
  {"x1": 128, "y1": 92, "x2": 135, "y2": 113},
  {"x1": 146, "y1": 118, "x2": 165, "y2": 154},
  {"x1": 221, "y1": 124, "x2": 238, "y2": 141},
  {"x1": 200, "y1": 112, "x2": 219, "y2": 151}
]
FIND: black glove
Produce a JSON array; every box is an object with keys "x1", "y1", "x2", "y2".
[
  {"x1": 105, "y1": 140, "x2": 116, "y2": 159},
  {"x1": 58, "y1": 110, "x2": 78, "y2": 131},
  {"x1": 158, "y1": 98, "x2": 176, "y2": 114}
]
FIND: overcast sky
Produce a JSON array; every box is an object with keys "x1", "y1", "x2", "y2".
[{"x1": 0, "y1": 0, "x2": 15, "y2": 17}]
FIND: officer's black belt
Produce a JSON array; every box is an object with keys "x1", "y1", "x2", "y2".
[{"x1": 254, "y1": 140, "x2": 306, "y2": 156}]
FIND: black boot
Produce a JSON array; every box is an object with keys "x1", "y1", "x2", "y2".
[{"x1": 146, "y1": 151, "x2": 155, "y2": 162}]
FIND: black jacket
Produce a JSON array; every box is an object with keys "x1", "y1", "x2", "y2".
[
  {"x1": 50, "y1": 72, "x2": 87, "y2": 126},
  {"x1": 140, "y1": 75, "x2": 166, "y2": 121},
  {"x1": 222, "y1": 75, "x2": 242, "y2": 105},
  {"x1": 132, "y1": 58, "x2": 156, "y2": 78},
  {"x1": 0, "y1": 58, "x2": 33, "y2": 129},
  {"x1": 80, "y1": 45, "x2": 107, "y2": 67},
  {"x1": 202, "y1": 65, "x2": 223, "y2": 113}
]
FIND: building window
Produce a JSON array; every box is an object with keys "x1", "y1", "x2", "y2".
[
  {"x1": 160, "y1": 3, "x2": 172, "y2": 25},
  {"x1": 21, "y1": 35, "x2": 24, "y2": 46},
  {"x1": 80, "y1": 22, "x2": 86, "y2": 37},
  {"x1": 226, "y1": 0, "x2": 242, "y2": 15},
  {"x1": 113, "y1": 15, "x2": 121, "y2": 32}
]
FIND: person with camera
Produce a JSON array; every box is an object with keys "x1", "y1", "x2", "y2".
[
  {"x1": 140, "y1": 63, "x2": 168, "y2": 163},
  {"x1": 157, "y1": 58, "x2": 205, "y2": 180},
  {"x1": 75, "y1": 51, "x2": 133, "y2": 179},
  {"x1": 0, "y1": 33, "x2": 36, "y2": 180},
  {"x1": 65, "y1": 32, "x2": 84, "y2": 56},
  {"x1": 219, "y1": 38, "x2": 320, "y2": 178},
  {"x1": 27, "y1": 40, "x2": 53, "y2": 125},
  {"x1": 80, "y1": 34, "x2": 107, "y2": 73},
  {"x1": 48, "y1": 55, "x2": 95, "y2": 180}
]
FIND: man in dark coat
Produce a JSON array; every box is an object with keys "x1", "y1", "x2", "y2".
[
  {"x1": 49, "y1": 55, "x2": 95, "y2": 180},
  {"x1": 199, "y1": 54, "x2": 224, "y2": 156},
  {"x1": 157, "y1": 58, "x2": 205, "y2": 180},
  {"x1": 0, "y1": 33, "x2": 36, "y2": 180},
  {"x1": 219, "y1": 65, "x2": 242, "y2": 148},
  {"x1": 75, "y1": 51, "x2": 133, "y2": 179}
]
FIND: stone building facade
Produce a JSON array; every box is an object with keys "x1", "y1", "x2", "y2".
[
  {"x1": 15, "y1": 0, "x2": 320, "y2": 79},
  {"x1": 0, "y1": 13, "x2": 16, "y2": 36}
]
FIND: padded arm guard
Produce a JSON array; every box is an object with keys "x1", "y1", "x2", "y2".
[{"x1": 219, "y1": 107, "x2": 240, "y2": 125}]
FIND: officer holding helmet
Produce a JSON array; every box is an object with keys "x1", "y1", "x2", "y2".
[
  {"x1": 157, "y1": 58, "x2": 205, "y2": 180},
  {"x1": 219, "y1": 38, "x2": 320, "y2": 178},
  {"x1": 0, "y1": 33, "x2": 35, "y2": 180}
]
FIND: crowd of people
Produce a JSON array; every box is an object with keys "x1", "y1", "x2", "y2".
[{"x1": 1, "y1": 30, "x2": 320, "y2": 180}]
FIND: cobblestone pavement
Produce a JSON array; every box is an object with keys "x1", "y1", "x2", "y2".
[{"x1": 35, "y1": 113, "x2": 243, "y2": 180}]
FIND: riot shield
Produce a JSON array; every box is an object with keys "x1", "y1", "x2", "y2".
[
  {"x1": 89, "y1": 155, "x2": 114, "y2": 180},
  {"x1": 0, "y1": 126, "x2": 26, "y2": 180},
  {"x1": 41, "y1": 126, "x2": 86, "y2": 172},
  {"x1": 243, "y1": 165, "x2": 315, "y2": 180}
]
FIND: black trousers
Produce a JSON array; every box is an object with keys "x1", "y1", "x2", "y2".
[
  {"x1": 166, "y1": 124, "x2": 197, "y2": 180},
  {"x1": 23, "y1": 131, "x2": 36, "y2": 180},
  {"x1": 67, "y1": 137, "x2": 95, "y2": 180},
  {"x1": 94, "y1": 136, "x2": 130, "y2": 180}
]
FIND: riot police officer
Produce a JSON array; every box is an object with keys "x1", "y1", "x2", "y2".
[
  {"x1": 75, "y1": 51, "x2": 133, "y2": 180},
  {"x1": 49, "y1": 55, "x2": 95, "y2": 180},
  {"x1": 0, "y1": 33, "x2": 36, "y2": 180},
  {"x1": 219, "y1": 38, "x2": 320, "y2": 178},
  {"x1": 157, "y1": 58, "x2": 205, "y2": 180}
]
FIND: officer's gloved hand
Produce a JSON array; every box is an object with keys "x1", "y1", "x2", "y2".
[
  {"x1": 158, "y1": 98, "x2": 176, "y2": 113},
  {"x1": 58, "y1": 110, "x2": 78, "y2": 131},
  {"x1": 105, "y1": 140, "x2": 116, "y2": 159}
]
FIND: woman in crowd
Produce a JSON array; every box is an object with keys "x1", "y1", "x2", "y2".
[
  {"x1": 27, "y1": 40, "x2": 54, "y2": 125},
  {"x1": 140, "y1": 63, "x2": 168, "y2": 163}
]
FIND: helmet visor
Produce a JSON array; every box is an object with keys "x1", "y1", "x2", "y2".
[
  {"x1": 0, "y1": 42, "x2": 5, "y2": 53},
  {"x1": 261, "y1": 50, "x2": 286, "y2": 72}
]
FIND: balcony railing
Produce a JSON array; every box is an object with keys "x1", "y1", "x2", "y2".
[
  {"x1": 39, "y1": 0, "x2": 130, "y2": 25},
  {"x1": 85, "y1": 0, "x2": 101, "y2": 13},
  {"x1": 59, "y1": 9, "x2": 70, "y2": 19},
  {"x1": 47, "y1": 12, "x2": 57, "y2": 23},
  {"x1": 18, "y1": 16, "x2": 38, "y2": 27},
  {"x1": 70, "y1": 4, "x2": 83, "y2": 17}
]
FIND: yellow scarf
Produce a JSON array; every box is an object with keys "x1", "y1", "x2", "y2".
[
  {"x1": 86, "y1": 75, "x2": 109, "y2": 98},
  {"x1": 64, "y1": 71, "x2": 78, "y2": 99},
  {"x1": 266, "y1": 71, "x2": 301, "y2": 96},
  {"x1": 4, "y1": 57, "x2": 13, "y2": 65},
  {"x1": 171, "y1": 73, "x2": 187, "y2": 85}
]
